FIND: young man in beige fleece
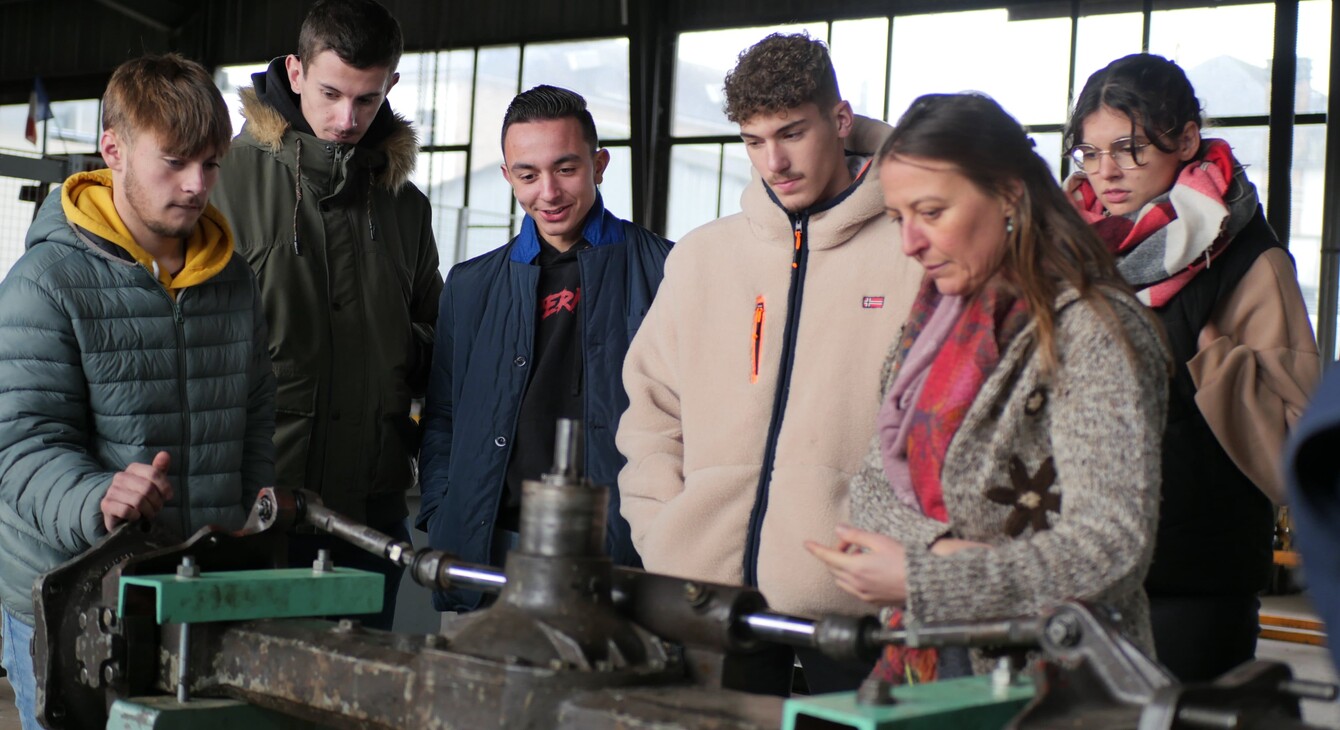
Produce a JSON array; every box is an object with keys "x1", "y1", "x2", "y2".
[{"x1": 616, "y1": 32, "x2": 922, "y2": 693}]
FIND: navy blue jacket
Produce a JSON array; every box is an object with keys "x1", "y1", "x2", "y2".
[
  {"x1": 1285, "y1": 363, "x2": 1340, "y2": 673},
  {"x1": 417, "y1": 199, "x2": 671, "y2": 611}
]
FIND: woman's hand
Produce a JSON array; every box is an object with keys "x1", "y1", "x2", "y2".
[{"x1": 804, "y1": 524, "x2": 910, "y2": 606}]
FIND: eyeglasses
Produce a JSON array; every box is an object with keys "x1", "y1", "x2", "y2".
[{"x1": 1068, "y1": 138, "x2": 1155, "y2": 173}]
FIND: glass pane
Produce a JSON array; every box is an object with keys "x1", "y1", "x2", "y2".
[
  {"x1": 1149, "y1": 3, "x2": 1275, "y2": 118},
  {"x1": 397, "y1": 51, "x2": 476, "y2": 148},
  {"x1": 601, "y1": 145, "x2": 634, "y2": 222},
  {"x1": 42, "y1": 100, "x2": 101, "y2": 155},
  {"x1": 1073, "y1": 12, "x2": 1144, "y2": 104},
  {"x1": 673, "y1": 22, "x2": 827, "y2": 137},
  {"x1": 0, "y1": 177, "x2": 41, "y2": 280},
  {"x1": 413, "y1": 151, "x2": 467, "y2": 273},
  {"x1": 1290, "y1": 124, "x2": 1325, "y2": 334},
  {"x1": 395, "y1": 52, "x2": 436, "y2": 143},
  {"x1": 718, "y1": 143, "x2": 753, "y2": 220},
  {"x1": 1297, "y1": 0, "x2": 1331, "y2": 115},
  {"x1": 889, "y1": 9, "x2": 1071, "y2": 127},
  {"x1": 469, "y1": 46, "x2": 520, "y2": 221},
  {"x1": 522, "y1": 38, "x2": 631, "y2": 141},
  {"x1": 830, "y1": 18, "x2": 889, "y2": 121},
  {"x1": 667, "y1": 144, "x2": 724, "y2": 241},
  {"x1": 1029, "y1": 131, "x2": 1064, "y2": 182},
  {"x1": 214, "y1": 63, "x2": 270, "y2": 145},
  {"x1": 1209, "y1": 126, "x2": 1270, "y2": 209},
  {"x1": 0, "y1": 102, "x2": 39, "y2": 151}
]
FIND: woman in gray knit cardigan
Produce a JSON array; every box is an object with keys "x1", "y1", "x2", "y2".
[{"x1": 806, "y1": 93, "x2": 1171, "y2": 680}]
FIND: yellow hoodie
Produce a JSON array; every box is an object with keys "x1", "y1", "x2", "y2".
[{"x1": 61, "y1": 169, "x2": 233, "y2": 298}]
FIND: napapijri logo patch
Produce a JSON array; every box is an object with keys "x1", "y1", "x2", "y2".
[{"x1": 862, "y1": 296, "x2": 885, "y2": 309}]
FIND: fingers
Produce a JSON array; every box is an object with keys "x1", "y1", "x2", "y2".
[
  {"x1": 100, "y1": 493, "x2": 143, "y2": 531},
  {"x1": 835, "y1": 524, "x2": 906, "y2": 557},
  {"x1": 101, "y1": 456, "x2": 175, "y2": 531}
]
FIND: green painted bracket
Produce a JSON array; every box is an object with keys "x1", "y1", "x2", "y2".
[
  {"x1": 107, "y1": 696, "x2": 325, "y2": 729},
  {"x1": 782, "y1": 674, "x2": 1034, "y2": 730},
  {"x1": 118, "y1": 567, "x2": 383, "y2": 624}
]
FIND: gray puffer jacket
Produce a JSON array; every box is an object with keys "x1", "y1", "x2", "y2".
[{"x1": 0, "y1": 172, "x2": 275, "y2": 624}]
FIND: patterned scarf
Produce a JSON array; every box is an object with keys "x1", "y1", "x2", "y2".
[
  {"x1": 1065, "y1": 139, "x2": 1258, "y2": 308},
  {"x1": 871, "y1": 277, "x2": 1028, "y2": 686},
  {"x1": 904, "y1": 278, "x2": 1030, "y2": 520}
]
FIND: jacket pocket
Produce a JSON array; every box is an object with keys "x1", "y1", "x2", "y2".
[{"x1": 273, "y1": 371, "x2": 318, "y2": 490}]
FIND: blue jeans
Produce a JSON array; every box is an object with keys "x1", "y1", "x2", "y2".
[{"x1": 1, "y1": 606, "x2": 38, "y2": 730}]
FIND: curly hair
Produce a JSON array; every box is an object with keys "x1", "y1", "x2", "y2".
[{"x1": 723, "y1": 33, "x2": 841, "y2": 124}]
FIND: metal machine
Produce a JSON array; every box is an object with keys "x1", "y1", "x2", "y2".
[{"x1": 29, "y1": 420, "x2": 1339, "y2": 729}]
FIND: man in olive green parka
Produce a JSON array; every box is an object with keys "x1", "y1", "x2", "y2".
[{"x1": 211, "y1": 0, "x2": 443, "y2": 630}]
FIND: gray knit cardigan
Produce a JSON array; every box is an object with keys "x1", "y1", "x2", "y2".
[{"x1": 849, "y1": 285, "x2": 1170, "y2": 655}]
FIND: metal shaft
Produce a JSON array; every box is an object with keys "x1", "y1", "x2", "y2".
[{"x1": 299, "y1": 490, "x2": 1043, "y2": 657}]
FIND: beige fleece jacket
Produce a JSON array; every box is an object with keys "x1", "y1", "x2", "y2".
[{"x1": 617, "y1": 116, "x2": 924, "y2": 617}]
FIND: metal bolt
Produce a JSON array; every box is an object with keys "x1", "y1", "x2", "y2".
[
  {"x1": 683, "y1": 581, "x2": 707, "y2": 606},
  {"x1": 991, "y1": 656, "x2": 1015, "y2": 697},
  {"x1": 1044, "y1": 613, "x2": 1083, "y2": 648},
  {"x1": 103, "y1": 664, "x2": 120, "y2": 683},
  {"x1": 78, "y1": 612, "x2": 88, "y2": 630},
  {"x1": 423, "y1": 635, "x2": 446, "y2": 650},
  {"x1": 313, "y1": 549, "x2": 334, "y2": 573},
  {"x1": 548, "y1": 659, "x2": 565, "y2": 670},
  {"x1": 335, "y1": 619, "x2": 357, "y2": 632},
  {"x1": 256, "y1": 495, "x2": 275, "y2": 522},
  {"x1": 176, "y1": 555, "x2": 199, "y2": 579},
  {"x1": 101, "y1": 608, "x2": 117, "y2": 630},
  {"x1": 78, "y1": 665, "x2": 90, "y2": 686}
]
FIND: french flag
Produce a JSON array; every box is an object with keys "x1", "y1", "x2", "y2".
[{"x1": 25, "y1": 77, "x2": 53, "y2": 146}]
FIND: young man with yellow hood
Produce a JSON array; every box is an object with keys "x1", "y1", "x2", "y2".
[{"x1": 0, "y1": 54, "x2": 274, "y2": 729}]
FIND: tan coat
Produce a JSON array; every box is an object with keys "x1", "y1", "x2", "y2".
[{"x1": 617, "y1": 116, "x2": 924, "y2": 617}]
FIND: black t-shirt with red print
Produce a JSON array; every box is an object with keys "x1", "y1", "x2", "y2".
[{"x1": 499, "y1": 238, "x2": 590, "y2": 530}]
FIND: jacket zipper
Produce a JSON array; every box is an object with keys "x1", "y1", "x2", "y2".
[
  {"x1": 742, "y1": 216, "x2": 809, "y2": 586},
  {"x1": 148, "y1": 269, "x2": 191, "y2": 537},
  {"x1": 750, "y1": 297, "x2": 765, "y2": 384}
]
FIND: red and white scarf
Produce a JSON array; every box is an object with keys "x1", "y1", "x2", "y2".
[{"x1": 1065, "y1": 139, "x2": 1257, "y2": 308}]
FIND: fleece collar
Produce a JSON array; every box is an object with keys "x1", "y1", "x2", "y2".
[
  {"x1": 509, "y1": 193, "x2": 625, "y2": 264},
  {"x1": 238, "y1": 57, "x2": 419, "y2": 191},
  {"x1": 60, "y1": 169, "x2": 233, "y2": 294}
]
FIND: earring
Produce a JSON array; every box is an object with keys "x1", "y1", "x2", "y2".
[{"x1": 1005, "y1": 216, "x2": 1015, "y2": 235}]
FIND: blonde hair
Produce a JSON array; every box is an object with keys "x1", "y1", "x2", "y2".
[{"x1": 102, "y1": 53, "x2": 231, "y2": 158}]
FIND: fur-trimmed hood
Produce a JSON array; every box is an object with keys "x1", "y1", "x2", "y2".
[{"x1": 237, "y1": 86, "x2": 418, "y2": 191}]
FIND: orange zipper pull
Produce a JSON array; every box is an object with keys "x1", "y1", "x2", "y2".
[{"x1": 751, "y1": 296, "x2": 765, "y2": 384}]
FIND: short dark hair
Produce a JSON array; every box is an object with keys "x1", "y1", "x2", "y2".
[
  {"x1": 1064, "y1": 53, "x2": 1203, "y2": 156},
  {"x1": 500, "y1": 85, "x2": 599, "y2": 153},
  {"x1": 298, "y1": 0, "x2": 403, "y2": 72},
  {"x1": 723, "y1": 33, "x2": 841, "y2": 124},
  {"x1": 103, "y1": 53, "x2": 231, "y2": 158}
]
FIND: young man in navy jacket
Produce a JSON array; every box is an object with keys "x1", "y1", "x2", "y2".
[{"x1": 417, "y1": 86, "x2": 671, "y2": 613}]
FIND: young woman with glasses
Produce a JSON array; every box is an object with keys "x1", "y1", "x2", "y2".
[{"x1": 1064, "y1": 53, "x2": 1320, "y2": 683}]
